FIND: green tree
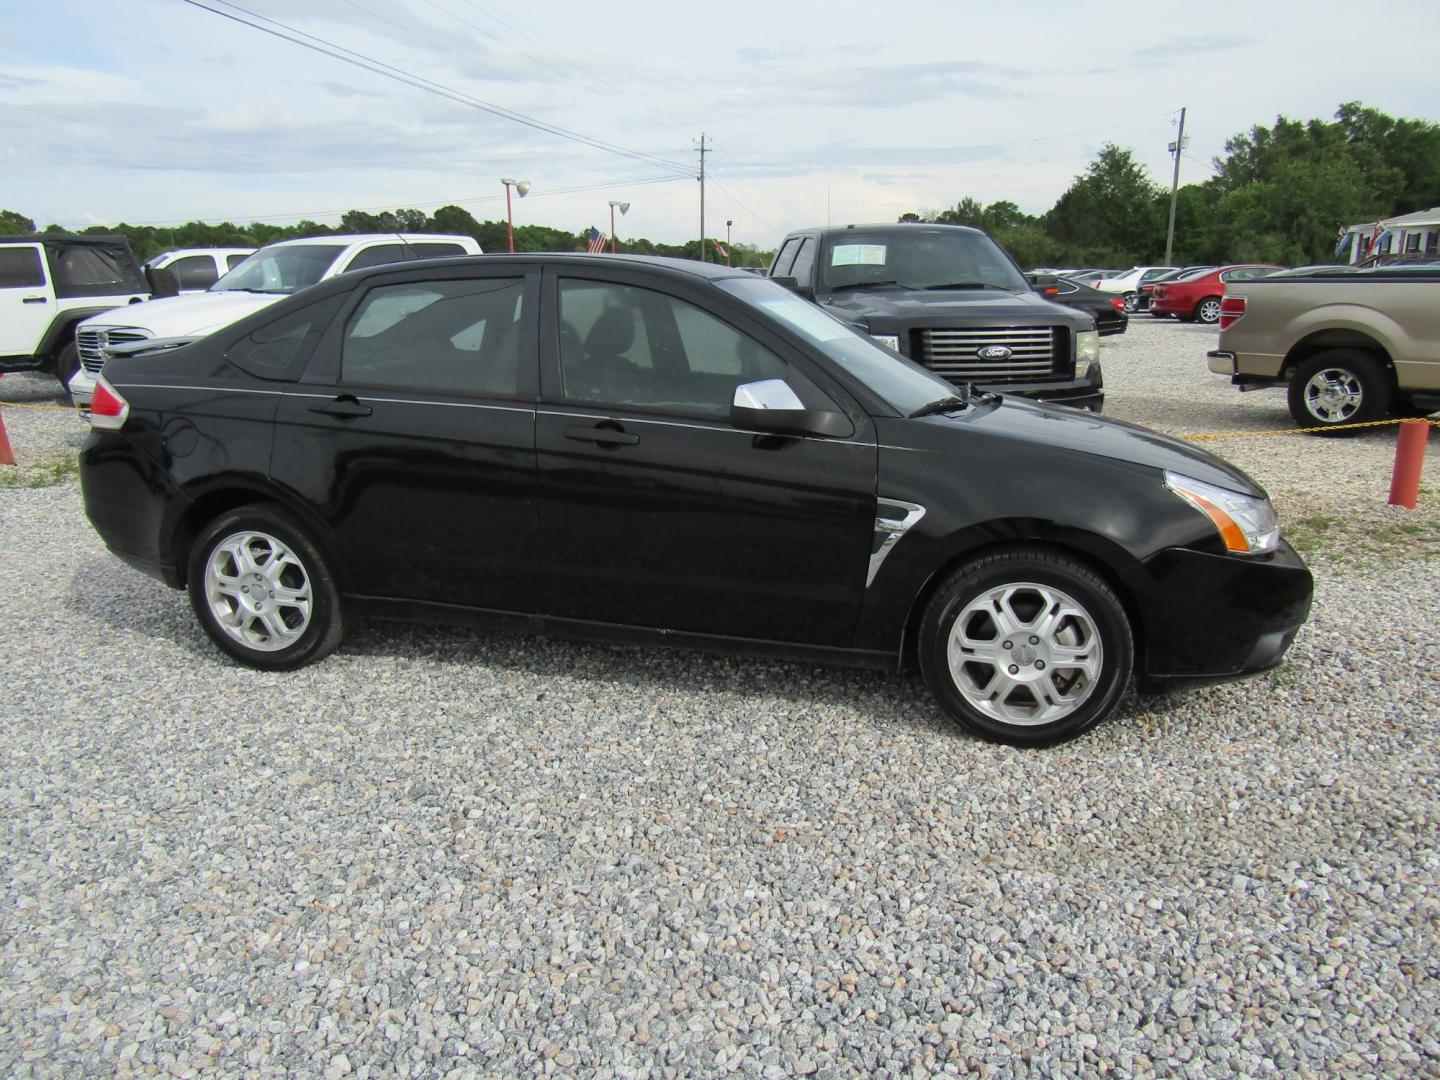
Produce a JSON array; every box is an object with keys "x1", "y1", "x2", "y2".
[
  {"x1": 1044, "y1": 144, "x2": 1165, "y2": 265},
  {"x1": 1, "y1": 209, "x2": 37, "y2": 233}
]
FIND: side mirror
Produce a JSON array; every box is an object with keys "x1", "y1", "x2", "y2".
[
  {"x1": 730, "y1": 379, "x2": 853, "y2": 438},
  {"x1": 144, "y1": 266, "x2": 180, "y2": 299},
  {"x1": 771, "y1": 275, "x2": 815, "y2": 301}
]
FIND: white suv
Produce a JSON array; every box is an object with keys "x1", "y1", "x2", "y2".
[
  {"x1": 1, "y1": 234, "x2": 150, "y2": 392},
  {"x1": 145, "y1": 247, "x2": 256, "y2": 292},
  {"x1": 70, "y1": 233, "x2": 482, "y2": 404}
]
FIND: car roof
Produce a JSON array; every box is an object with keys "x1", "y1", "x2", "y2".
[
  {"x1": 264, "y1": 233, "x2": 478, "y2": 247},
  {"x1": 319, "y1": 252, "x2": 754, "y2": 286},
  {"x1": 784, "y1": 223, "x2": 987, "y2": 238},
  {"x1": 0, "y1": 233, "x2": 135, "y2": 250}
]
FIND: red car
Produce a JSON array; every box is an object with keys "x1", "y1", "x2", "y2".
[{"x1": 1148, "y1": 264, "x2": 1284, "y2": 324}]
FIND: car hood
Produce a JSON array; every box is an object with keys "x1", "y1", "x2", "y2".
[
  {"x1": 76, "y1": 291, "x2": 284, "y2": 337},
  {"x1": 893, "y1": 396, "x2": 1266, "y2": 497},
  {"x1": 822, "y1": 287, "x2": 1090, "y2": 327}
]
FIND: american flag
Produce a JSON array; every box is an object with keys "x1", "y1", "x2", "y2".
[
  {"x1": 714, "y1": 241, "x2": 728, "y2": 259},
  {"x1": 586, "y1": 227, "x2": 607, "y2": 254}
]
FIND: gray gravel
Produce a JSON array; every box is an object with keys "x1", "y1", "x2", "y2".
[{"x1": 2, "y1": 320, "x2": 1438, "y2": 1077}]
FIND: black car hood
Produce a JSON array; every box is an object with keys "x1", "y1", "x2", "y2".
[
  {"x1": 894, "y1": 396, "x2": 1266, "y2": 497},
  {"x1": 822, "y1": 287, "x2": 1090, "y2": 327}
]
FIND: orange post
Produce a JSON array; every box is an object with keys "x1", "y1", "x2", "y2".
[
  {"x1": 1388, "y1": 419, "x2": 1429, "y2": 509},
  {"x1": 0, "y1": 406, "x2": 14, "y2": 466}
]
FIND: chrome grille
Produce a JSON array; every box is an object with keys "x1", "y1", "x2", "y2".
[
  {"x1": 76, "y1": 327, "x2": 152, "y2": 373},
  {"x1": 917, "y1": 326, "x2": 1063, "y2": 382}
]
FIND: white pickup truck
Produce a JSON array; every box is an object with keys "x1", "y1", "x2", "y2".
[{"x1": 70, "y1": 233, "x2": 482, "y2": 404}]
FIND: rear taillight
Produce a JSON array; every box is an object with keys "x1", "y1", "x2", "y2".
[
  {"x1": 90, "y1": 375, "x2": 130, "y2": 430},
  {"x1": 1110, "y1": 296, "x2": 1125, "y2": 310},
  {"x1": 1219, "y1": 295, "x2": 1246, "y2": 330}
]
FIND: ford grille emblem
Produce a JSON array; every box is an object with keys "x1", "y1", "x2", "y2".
[{"x1": 977, "y1": 345, "x2": 1013, "y2": 361}]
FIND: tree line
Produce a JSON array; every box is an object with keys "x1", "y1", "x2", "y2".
[
  {"x1": 6, "y1": 102, "x2": 1435, "y2": 272},
  {"x1": 0, "y1": 203, "x2": 772, "y2": 268},
  {"x1": 902, "y1": 102, "x2": 1439, "y2": 268}
]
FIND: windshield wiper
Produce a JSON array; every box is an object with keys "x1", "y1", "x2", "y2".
[
  {"x1": 921, "y1": 281, "x2": 1006, "y2": 290},
  {"x1": 830, "y1": 280, "x2": 901, "y2": 292},
  {"x1": 907, "y1": 394, "x2": 970, "y2": 418}
]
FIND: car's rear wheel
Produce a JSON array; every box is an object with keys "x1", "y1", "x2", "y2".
[
  {"x1": 54, "y1": 341, "x2": 80, "y2": 397},
  {"x1": 918, "y1": 548, "x2": 1133, "y2": 746},
  {"x1": 187, "y1": 503, "x2": 345, "y2": 669},
  {"x1": 1122, "y1": 292, "x2": 1139, "y2": 313},
  {"x1": 1287, "y1": 349, "x2": 1391, "y2": 431},
  {"x1": 1195, "y1": 296, "x2": 1222, "y2": 324}
]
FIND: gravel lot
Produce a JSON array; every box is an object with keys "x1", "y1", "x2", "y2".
[{"x1": 2, "y1": 319, "x2": 1438, "y2": 1078}]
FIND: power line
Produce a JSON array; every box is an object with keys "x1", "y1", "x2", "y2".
[{"x1": 180, "y1": 0, "x2": 693, "y2": 177}]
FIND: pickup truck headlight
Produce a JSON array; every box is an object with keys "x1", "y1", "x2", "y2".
[
  {"x1": 1074, "y1": 329, "x2": 1100, "y2": 377},
  {"x1": 869, "y1": 333, "x2": 900, "y2": 352},
  {"x1": 1165, "y1": 471, "x2": 1280, "y2": 555}
]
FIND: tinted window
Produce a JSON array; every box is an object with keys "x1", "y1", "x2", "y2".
[
  {"x1": 229, "y1": 294, "x2": 346, "y2": 381},
  {"x1": 49, "y1": 243, "x2": 147, "y2": 296},
  {"x1": 788, "y1": 237, "x2": 817, "y2": 285},
  {"x1": 0, "y1": 246, "x2": 46, "y2": 288},
  {"x1": 343, "y1": 244, "x2": 413, "y2": 273},
  {"x1": 342, "y1": 277, "x2": 525, "y2": 396},
  {"x1": 171, "y1": 255, "x2": 219, "y2": 289},
  {"x1": 557, "y1": 278, "x2": 827, "y2": 418},
  {"x1": 409, "y1": 242, "x2": 467, "y2": 258},
  {"x1": 226, "y1": 253, "x2": 251, "y2": 270},
  {"x1": 771, "y1": 238, "x2": 799, "y2": 276}
]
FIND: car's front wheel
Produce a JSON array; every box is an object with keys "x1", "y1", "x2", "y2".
[
  {"x1": 1287, "y1": 349, "x2": 1391, "y2": 431},
  {"x1": 54, "y1": 341, "x2": 80, "y2": 397},
  {"x1": 918, "y1": 548, "x2": 1133, "y2": 746},
  {"x1": 187, "y1": 503, "x2": 346, "y2": 669}
]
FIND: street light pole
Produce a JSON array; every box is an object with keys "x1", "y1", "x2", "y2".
[
  {"x1": 608, "y1": 200, "x2": 629, "y2": 254},
  {"x1": 726, "y1": 220, "x2": 733, "y2": 266},
  {"x1": 501, "y1": 178, "x2": 530, "y2": 253},
  {"x1": 1163, "y1": 108, "x2": 1186, "y2": 266}
]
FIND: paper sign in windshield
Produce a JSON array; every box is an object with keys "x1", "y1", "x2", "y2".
[{"x1": 830, "y1": 244, "x2": 887, "y2": 267}]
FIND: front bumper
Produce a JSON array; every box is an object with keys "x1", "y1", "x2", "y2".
[
  {"x1": 1122, "y1": 540, "x2": 1313, "y2": 681},
  {"x1": 973, "y1": 369, "x2": 1106, "y2": 413},
  {"x1": 68, "y1": 366, "x2": 96, "y2": 406}
]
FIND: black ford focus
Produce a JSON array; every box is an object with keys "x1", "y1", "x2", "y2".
[{"x1": 80, "y1": 255, "x2": 1312, "y2": 746}]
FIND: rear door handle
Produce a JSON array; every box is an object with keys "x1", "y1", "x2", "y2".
[
  {"x1": 22, "y1": 296, "x2": 47, "y2": 304},
  {"x1": 564, "y1": 423, "x2": 639, "y2": 447},
  {"x1": 309, "y1": 396, "x2": 373, "y2": 419}
]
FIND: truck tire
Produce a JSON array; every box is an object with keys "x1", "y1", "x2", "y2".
[
  {"x1": 1287, "y1": 350, "x2": 1391, "y2": 431},
  {"x1": 54, "y1": 342, "x2": 80, "y2": 398}
]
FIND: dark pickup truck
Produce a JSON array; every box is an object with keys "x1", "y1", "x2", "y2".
[{"x1": 767, "y1": 223, "x2": 1103, "y2": 410}]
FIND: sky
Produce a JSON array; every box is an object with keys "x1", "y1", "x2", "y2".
[{"x1": 4, "y1": 0, "x2": 1440, "y2": 250}]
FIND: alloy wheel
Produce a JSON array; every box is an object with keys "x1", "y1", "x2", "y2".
[
  {"x1": 202, "y1": 530, "x2": 313, "y2": 651},
  {"x1": 1302, "y1": 367, "x2": 1363, "y2": 424}
]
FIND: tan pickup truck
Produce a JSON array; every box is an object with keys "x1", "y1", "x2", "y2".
[{"x1": 1206, "y1": 267, "x2": 1440, "y2": 429}]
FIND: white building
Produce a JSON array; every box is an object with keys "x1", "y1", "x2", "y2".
[{"x1": 1340, "y1": 207, "x2": 1440, "y2": 263}]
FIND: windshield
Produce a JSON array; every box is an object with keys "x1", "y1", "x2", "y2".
[
  {"x1": 212, "y1": 244, "x2": 347, "y2": 294},
  {"x1": 718, "y1": 277, "x2": 960, "y2": 416},
  {"x1": 819, "y1": 229, "x2": 1029, "y2": 293}
]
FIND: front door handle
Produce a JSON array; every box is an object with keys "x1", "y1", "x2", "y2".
[
  {"x1": 309, "y1": 396, "x2": 373, "y2": 419},
  {"x1": 22, "y1": 296, "x2": 47, "y2": 304},
  {"x1": 564, "y1": 423, "x2": 639, "y2": 447}
]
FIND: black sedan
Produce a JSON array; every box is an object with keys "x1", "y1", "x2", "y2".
[
  {"x1": 80, "y1": 255, "x2": 1312, "y2": 746},
  {"x1": 1046, "y1": 276, "x2": 1128, "y2": 336}
]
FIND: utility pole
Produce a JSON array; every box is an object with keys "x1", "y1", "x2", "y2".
[
  {"x1": 1164, "y1": 107, "x2": 1187, "y2": 266},
  {"x1": 698, "y1": 133, "x2": 708, "y2": 262}
]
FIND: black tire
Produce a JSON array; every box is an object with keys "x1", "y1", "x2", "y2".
[
  {"x1": 187, "y1": 502, "x2": 346, "y2": 670},
  {"x1": 1286, "y1": 349, "x2": 1391, "y2": 431},
  {"x1": 917, "y1": 548, "x2": 1133, "y2": 747},
  {"x1": 1122, "y1": 292, "x2": 1139, "y2": 313},
  {"x1": 1195, "y1": 296, "x2": 1222, "y2": 324},
  {"x1": 54, "y1": 341, "x2": 80, "y2": 397}
]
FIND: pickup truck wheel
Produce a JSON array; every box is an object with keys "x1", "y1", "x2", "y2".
[
  {"x1": 1195, "y1": 297, "x2": 1222, "y2": 324},
  {"x1": 918, "y1": 548, "x2": 1133, "y2": 747},
  {"x1": 1288, "y1": 350, "x2": 1391, "y2": 431},
  {"x1": 54, "y1": 342, "x2": 80, "y2": 396},
  {"x1": 188, "y1": 503, "x2": 346, "y2": 670}
]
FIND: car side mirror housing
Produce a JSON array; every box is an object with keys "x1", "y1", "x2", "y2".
[
  {"x1": 730, "y1": 379, "x2": 853, "y2": 438},
  {"x1": 771, "y1": 275, "x2": 815, "y2": 301},
  {"x1": 144, "y1": 266, "x2": 180, "y2": 299}
]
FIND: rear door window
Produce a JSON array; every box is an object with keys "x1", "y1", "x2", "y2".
[
  {"x1": 341, "y1": 277, "x2": 527, "y2": 397},
  {"x1": 171, "y1": 255, "x2": 220, "y2": 289},
  {"x1": 409, "y1": 242, "x2": 468, "y2": 258},
  {"x1": 342, "y1": 244, "x2": 412, "y2": 273}
]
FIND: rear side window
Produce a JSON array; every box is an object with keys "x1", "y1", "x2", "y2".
[
  {"x1": 0, "y1": 246, "x2": 46, "y2": 288},
  {"x1": 171, "y1": 255, "x2": 220, "y2": 289},
  {"x1": 228, "y1": 294, "x2": 345, "y2": 381},
  {"x1": 343, "y1": 244, "x2": 412, "y2": 272},
  {"x1": 409, "y1": 242, "x2": 467, "y2": 258},
  {"x1": 341, "y1": 277, "x2": 526, "y2": 396},
  {"x1": 226, "y1": 253, "x2": 250, "y2": 270}
]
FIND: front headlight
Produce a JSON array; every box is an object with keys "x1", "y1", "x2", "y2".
[
  {"x1": 1074, "y1": 329, "x2": 1100, "y2": 377},
  {"x1": 1165, "y1": 471, "x2": 1280, "y2": 555},
  {"x1": 870, "y1": 333, "x2": 900, "y2": 352}
]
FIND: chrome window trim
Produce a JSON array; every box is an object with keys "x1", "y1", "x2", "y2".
[{"x1": 867, "y1": 498, "x2": 927, "y2": 587}]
